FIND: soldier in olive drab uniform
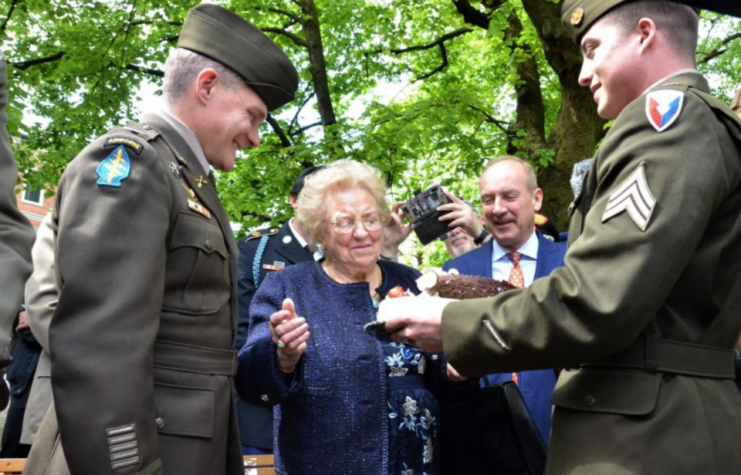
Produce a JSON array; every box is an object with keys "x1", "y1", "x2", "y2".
[
  {"x1": 23, "y1": 4, "x2": 298, "y2": 475},
  {"x1": 0, "y1": 52, "x2": 35, "y2": 382},
  {"x1": 381, "y1": 1, "x2": 741, "y2": 474},
  {"x1": 235, "y1": 165, "x2": 323, "y2": 455}
]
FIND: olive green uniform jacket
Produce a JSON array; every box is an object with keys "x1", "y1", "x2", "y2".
[
  {"x1": 31, "y1": 113, "x2": 242, "y2": 475},
  {"x1": 0, "y1": 53, "x2": 35, "y2": 351},
  {"x1": 442, "y1": 73, "x2": 741, "y2": 474}
]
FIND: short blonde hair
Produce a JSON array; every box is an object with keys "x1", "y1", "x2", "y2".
[
  {"x1": 483, "y1": 155, "x2": 538, "y2": 194},
  {"x1": 297, "y1": 159, "x2": 390, "y2": 251}
]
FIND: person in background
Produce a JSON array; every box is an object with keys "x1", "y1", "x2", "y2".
[
  {"x1": 443, "y1": 156, "x2": 566, "y2": 444},
  {"x1": 0, "y1": 304, "x2": 41, "y2": 457},
  {"x1": 236, "y1": 159, "x2": 447, "y2": 475}
]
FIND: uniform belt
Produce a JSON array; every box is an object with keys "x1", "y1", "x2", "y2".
[
  {"x1": 153, "y1": 340, "x2": 237, "y2": 376},
  {"x1": 581, "y1": 335, "x2": 735, "y2": 379}
]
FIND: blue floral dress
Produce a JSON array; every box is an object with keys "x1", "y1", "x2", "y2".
[{"x1": 385, "y1": 342, "x2": 440, "y2": 475}]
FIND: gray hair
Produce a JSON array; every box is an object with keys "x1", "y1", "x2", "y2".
[
  {"x1": 604, "y1": 1, "x2": 699, "y2": 61},
  {"x1": 483, "y1": 155, "x2": 538, "y2": 194},
  {"x1": 162, "y1": 48, "x2": 244, "y2": 105},
  {"x1": 296, "y1": 159, "x2": 391, "y2": 251}
]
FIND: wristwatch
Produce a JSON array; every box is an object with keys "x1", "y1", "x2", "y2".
[{"x1": 473, "y1": 228, "x2": 490, "y2": 245}]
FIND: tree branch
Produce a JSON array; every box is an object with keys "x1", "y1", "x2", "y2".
[
  {"x1": 291, "y1": 121, "x2": 322, "y2": 136},
  {"x1": 451, "y1": 0, "x2": 493, "y2": 30},
  {"x1": 289, "y1": 89, "x2": 316, "y2": 134},
  {"x1": 467, "y1": 104, "x2": 512, "y2": 135},
  {"x1": 377, "y1": 27, "x2": 473, "y2": 55},
  {"x1": 132, "y1": 20, "x2": 182, "y2": 27},
  {"x1": 256, "y1": 7, "x2": 303, "y2": 25},
  {"x1": 267, "y1": 115, "x2": 293, "y2": 148},
  {"x1": 10, "y1": 52, "x2": 66, "y2": 70},
  {"x1": 1, "y1": 0, "x2": 19, "y2": 34},
  {"x1": 414, "y1": 44, "x2": 448, "y2": 81},
  {"x1": 124, "y1": 64, "x2": 164, "y2": 77},
  {"x1": 261, "y1": 27, "x2": 308, "y2": 48},
  {"x1": 700, "y1": 32, "x2": 741, "y2": 63}
]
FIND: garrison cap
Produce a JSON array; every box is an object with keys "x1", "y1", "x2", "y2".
[
  {"x1": 290, "y1": 165, "x2": 325, "y2": 195},
  {"x1": 560, "y1": 0, "x2": 700, "y2": 44},
  {"x1": 178, "y1": 3, "x2": 299, "y2": 111}
]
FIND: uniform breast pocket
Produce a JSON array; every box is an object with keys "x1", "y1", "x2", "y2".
[{"x1": 164, "y1": 212, "x2": 230, "y2": 315}]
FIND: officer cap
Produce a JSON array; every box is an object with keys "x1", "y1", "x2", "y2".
[
  {"x1": 560, "y1": 0, "x2": 700, "y2": 44},
  {"x1": 290, "y1": 165, "x2": 325, "y2": 196},
  {"x1": 178, "y1": 3, "x2": 299, "y2": 111}
]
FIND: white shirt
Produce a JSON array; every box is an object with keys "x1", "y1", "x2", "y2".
[
  {"x1": 152, "y1": 109, "x2": 212, "y2": 176},
  {"x1": 491, "y1": 230, "x2": 539, "y2": 287}
]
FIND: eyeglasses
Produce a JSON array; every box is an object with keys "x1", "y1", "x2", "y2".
[{"x1": 330, "y1": 212, "x2": 383, "y2": 234}]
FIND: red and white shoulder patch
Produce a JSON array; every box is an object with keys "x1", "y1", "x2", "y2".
[{"x1": 645, "y1": 90, "x2": 685, "y2": 133}]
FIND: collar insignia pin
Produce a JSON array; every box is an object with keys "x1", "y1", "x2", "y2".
[{"x1": 195, "y1": 176, "x2": 208, "y2": 188}]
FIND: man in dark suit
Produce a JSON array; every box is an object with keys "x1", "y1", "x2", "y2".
[
  {"x1": 235, "y1": 165, "x2": 323, "y2": 455},
  {"x1": 0, "y1": 52, "x2": 35, "y2": 370},
  {"x1": 24, "y1": 4, "x2": 298, "y2": 475},
  {"x1": 443, "y1": 156, "x2": 566, "y2": 443}
]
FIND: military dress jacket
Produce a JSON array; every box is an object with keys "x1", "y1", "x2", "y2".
[
  {"x1": 45, "y1": 113, "x2": 242, "y2": 475},
  {"x1": 441, "y1": 72, "x2": 741, "y2": 474},
  {"x1": 235, "y1": 220, "x2": 314, "y2": 450},
  {"x1": 0, "y1": 54, "x2": 35, "y2": 352}
]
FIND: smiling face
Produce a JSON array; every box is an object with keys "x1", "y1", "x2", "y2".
[
  {"x1": 480, "y1": 160, "x2": 542, "y2": 252},
  {"x1": 578, "y1": 17, "x2": 645, "y2": 120},
  {"x1": 197, "y1": 73, "x2": 267, "y2": 172},
  {"x1": 321, "y1": 187, "x2": 383, "y2": 274}
]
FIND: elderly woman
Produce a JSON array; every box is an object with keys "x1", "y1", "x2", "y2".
[{"x1": 236, "y1": 160, "x2": 443, "y2": 475}]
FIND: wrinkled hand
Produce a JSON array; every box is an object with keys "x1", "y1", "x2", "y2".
[
  {"x1": 269, "y1": 298, "x2": 310, "y2": 372},
  {"x1": 379, "y1": 295, "x2": 455, "y2": 353},
  {"x1": 437, "y1": 190, "x2": 483, "y2": 238},
  {"x1": 381, "y1": 202, "x2": 412, "y2": 257},
  {"x1": 446, "y1": 363, "x2": 466, "y2": 382}
]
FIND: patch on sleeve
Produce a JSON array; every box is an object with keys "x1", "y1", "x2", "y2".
[
  {"x1": 601, "y1": 162, "x2": 656, "y2": 232},
  {"x1": 96, "y1": 145, "x2": 131, "y2": 188},
  {"x1": 104, "y1": 136, "x2": 144, "y2": 155},
  {"x1": 646, "y1": 90, "x2": 684, "y2": 133}
]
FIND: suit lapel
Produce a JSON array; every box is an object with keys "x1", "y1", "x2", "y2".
[
  {"x1": 476, "y1": 241, "x2": 494, "y2": 278},
  {"x1": 274, "y1": 222, "x2": 314, "y2": 265}
]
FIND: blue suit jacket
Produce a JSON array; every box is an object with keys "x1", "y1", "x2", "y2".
[{"x1": 443, "y1": 231, "x2": 567, "y2": 444}]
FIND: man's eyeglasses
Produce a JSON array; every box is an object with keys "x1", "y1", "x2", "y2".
[{"x1": 330, "y1": 212, "x2": 383, "y2": 234}]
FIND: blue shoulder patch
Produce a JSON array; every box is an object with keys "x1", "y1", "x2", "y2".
[{"x1": 97, "y1": 145, "x2": 131, "y2": 188}]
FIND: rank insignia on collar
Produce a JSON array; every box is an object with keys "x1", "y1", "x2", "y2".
[
  {"x1": 602, "y1": 162, "x2": 656, "y2": 232},
  {"x1": 97, "y1": 146, "x2": 131, "y2": 188},
  {"x1": 195, "y1": 175, "x2": 208, "y2": 188},
  {"x1": 646, "y1": 90, "x2": 684, "y2": 133},
  {"x1": 169, "y1": 162, "x2": 182, "y2": 178},
  {"x1": 188, "y1": 199, "x2": 211, "y2": 219}
]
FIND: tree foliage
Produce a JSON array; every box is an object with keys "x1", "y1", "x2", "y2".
[{"x1": 3, "y1": 0, "x2": 741, "y2": 267}]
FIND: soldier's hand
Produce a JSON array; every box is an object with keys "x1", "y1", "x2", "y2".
[
  {"x1": 270, "y1": 298, "x2": 310, "y2": 372},
  {"x1": 437, "y1": 190, "x2": 483, "y2": 238},
  {"x1": 379, "y1": 295, "x2": 453, "y2": 353},
  {"x1": 446, "y1": 363, "x2": 467, "y2": 382}
]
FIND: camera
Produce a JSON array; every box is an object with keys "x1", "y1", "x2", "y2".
[{"x1": 401, "y1": 184, "x2": 452, "y2": 245}]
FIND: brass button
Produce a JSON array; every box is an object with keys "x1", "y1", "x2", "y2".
[
  {"x1": 205, "y1": 239, "x2": 213, "y2": 250},
  {"x1": 155, "y1": 417, "x2": 165, "y2": 430},
  {"x1": 585, "y1": 395, "x2": 596, "y2": 407},
  {"x1": 261, "y1": 394, "x2": 269, "y2": 402}
]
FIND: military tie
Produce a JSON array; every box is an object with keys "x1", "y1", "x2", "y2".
[{"x1": 507, "y1": 251, "x2": 524, "y2": 385}]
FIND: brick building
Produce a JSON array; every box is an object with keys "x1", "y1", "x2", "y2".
[{"x1": 15, "y1": 179, "x2": 54, "y2": 230}]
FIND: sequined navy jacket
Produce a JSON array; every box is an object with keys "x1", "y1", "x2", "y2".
[{"x1": 236, "y1": 260, "x2": 444, "y2": 475}]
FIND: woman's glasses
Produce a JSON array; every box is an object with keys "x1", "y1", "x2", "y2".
[{"x1": 330, "y1": 212, "x2": 383, "y2": 233}]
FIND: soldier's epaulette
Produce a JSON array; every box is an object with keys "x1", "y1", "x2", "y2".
[{"x1": 245, "y1": 227, "x2": 280, "y2": 241}]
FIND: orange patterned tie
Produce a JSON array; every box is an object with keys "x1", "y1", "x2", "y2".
[
  {"x1": 507, "y1": 251, "x2": 524, "y2": 385},
  {"x1": 507, "y1": 252, "x2": 524, "y2": 288}
]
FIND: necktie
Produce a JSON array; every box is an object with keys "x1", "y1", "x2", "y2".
[
  {"x1": 507, "y1": 251, "x2": 524, "y2": 288},
  {"x1": 507, "y1": 251, "x2": 523, "y2": 385}
]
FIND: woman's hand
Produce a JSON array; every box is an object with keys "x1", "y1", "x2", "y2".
[{"x1": 269, "y1": 298, "x2": 310, "y2": 373}]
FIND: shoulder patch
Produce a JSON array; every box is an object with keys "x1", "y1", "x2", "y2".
[
  {"x1": 97, "y1": 146, "x2": 131, "y2": 188},
  {"x1": 245, "y1": 227, "x2": 280, "y2": 241},
  {"x1": 646, "y1": 90, "x2": 684, "y2": 133},
  {"x1": 601, "y1": 162, "x2": 656, "y2": 232},
  {"x1": 104, "y1": 136, "x2": 144, "y2": 155}
]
